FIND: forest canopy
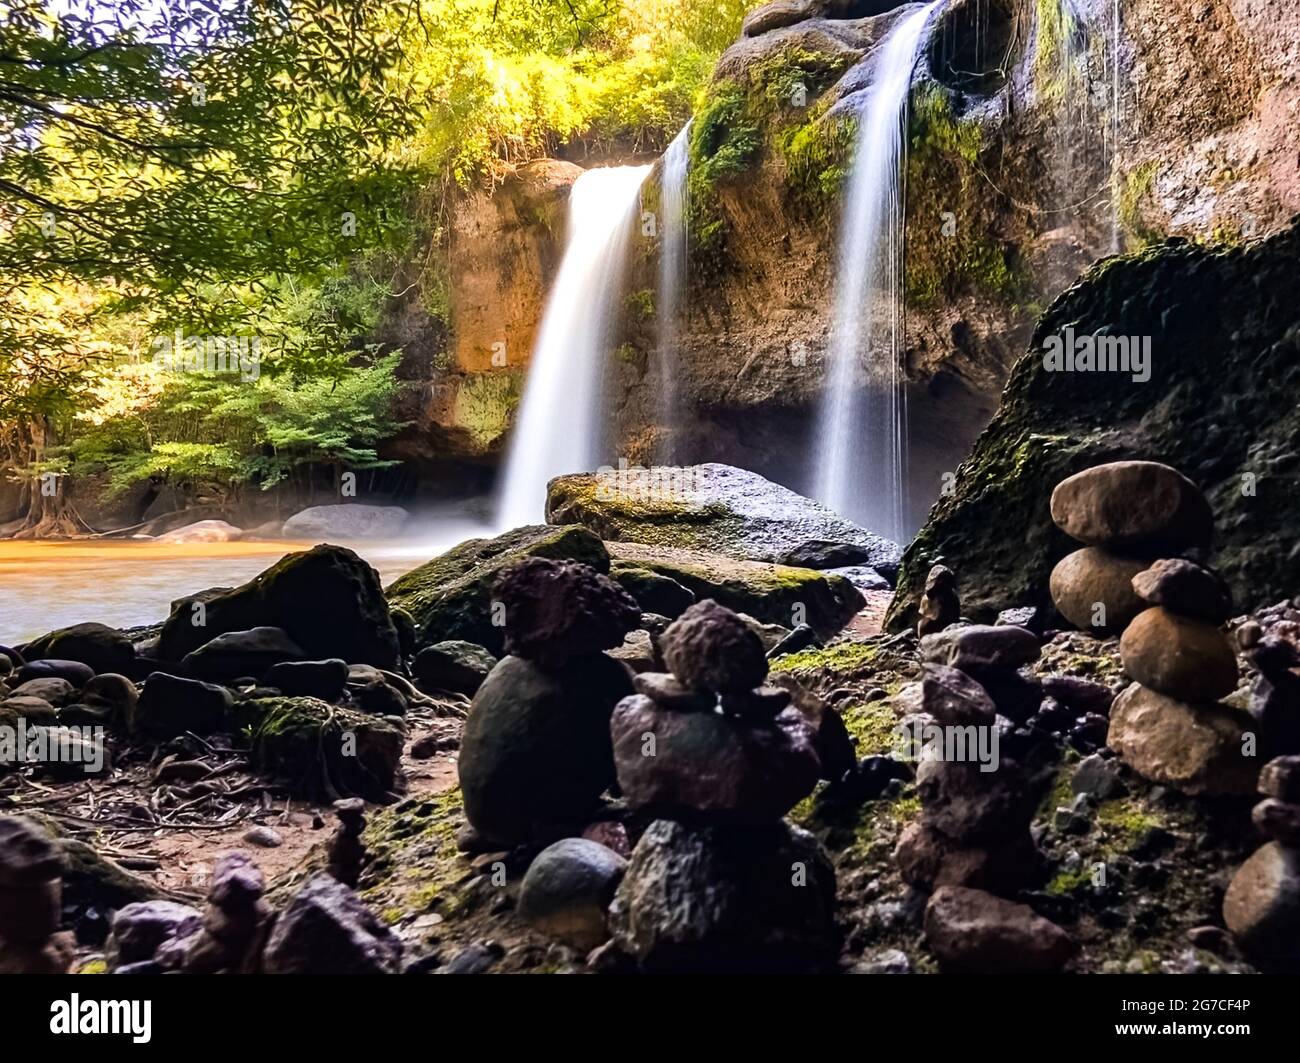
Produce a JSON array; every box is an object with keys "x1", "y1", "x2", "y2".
[{"x1": 0, "y1": 0, "x2": 751, "y2": 532}]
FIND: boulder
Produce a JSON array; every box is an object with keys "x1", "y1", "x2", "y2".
[
  {"x1": 919, "y1": 624, "x2": 1040, "y2": 679},
  {"x1": 158, "y1": 544, "x2": 400, "y2": 669},
  {"x1": 384, "y1": 524, "x2": 609, "y2": 654},
  {"x1": 609, "y1": 563, "x2": 696, "y2": 618},
  {"x1": 1131, "y1": 558, "x2": 1233, "y2": 623},
  {"x1": 23, "y1": 623, "x2": 134, "y2": 674},
  {"x1": 15, "y1": 659, "x2": 93, "y2": 688},
  {"x1": 107, "y1": 901, "x2": 203, "y2": 967},
  {"x1": 132, "y1": 673, "x2": 234, "y2": 737},
  {"x1": 1119, "y1": 607, "x2": 1238, "y2": 701},
  {"x1": 885, "y1": 232, "x2": 1300, "y2": 634},
  {"x1": 924, "y1": 886, "x2": 1077, "y2": 973},
  {"x1": 262, "y1": 659, "x2": 349, "y2": 700},
  {"x1": 230, "y1": 697, "x2": 404, "y2": 801},
  {"x1": 457, "y1": 653, "x2": 633, "y2": 844},
  {"x1": 547, "y1": 463, "x2": 901, "y2": 568},
  {"x1": 517, "y1": 838, "x2": 627, "y2": 951},
  {"x1": 608, "y1": 818, "x2": 837, "y2": 972},
  {"x1": 658, "y1": 599, "x2": 768, "y2": 695},
  {"x1": 1041, "y1": 675, "x2": 1115, "y2": 717},
  {"x1": 262, "y1": 872, "x2": 402, "y2": 974},
  {"x1": 895, "y1": 822, "x2": 1041, "y2": 894},
  {"x1": 1049, "y1": 548, "x2": 1149, "y2": 634},
  {"x1": 767, "y1": 675, "x2": 857, "y2": 782},
  {"x1": 1223, "y1": 842, "x2": 1300, "y2": 968},
  {"x1": 1107, "y1": 683, "x2": 1257, "y2": 795},
  {"x1": 1049, "y1": 461, "x2": 1213, "y2": 553},
  {"x1": 608, "y1": 541, "x2": 863, "y2": 638},
  {"x1": 182, "y1": 627, "x2": 307, "y2": 684},
  {"x1": 411, "y1": 641, "x2": 497, "y2": 696},
  {"x1": 281, "y1": 504, "x2": 410, "y2": 540},
  {"x1": 914, "y1": 757, "x2": 1038, "y2": 842},
  {"x1": 9, "y1": 677, "x2": 76, "y2": 707},
  {"x1": 610, "y1": 696, "x2": 821, "y2": 823},
  {"x1": 921, "y1": 664, "x2": 997, "y2": 725},
  {"x1": 0, "y1": 696, "x2": 57, "y2": 722},
  {"x1": 494, "y1": 557, "x2": 641, "y2": 668},
  {"x1": 156, "y1": 519, "x2": 243, "y2": 543}
]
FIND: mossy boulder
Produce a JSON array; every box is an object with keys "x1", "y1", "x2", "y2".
[
  {"x1": 609, "y1": 541, "x2": 862, "y2": 638},
  {"x1": 157, "y1": 545, "x2": 400, "y2": 669},
  {"x1": 547, "y1": 462, "x2": 899, "y2": 568},
  {"x1": 384, "y1": 524, "x2": 609, "y2": 654},
  {"x1": 23, "y1": 622, "x2": 134, "y2": 675},
  {"x1": 886, "y1": 224, "x2": 1300, "y2": 632},
  {"x1": 231, "y1": 697, "x2": 405, "y2": 801}
]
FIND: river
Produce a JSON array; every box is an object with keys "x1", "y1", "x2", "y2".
[{"x1": 0, "y1": 521, "x2": 490, "y2": 644}]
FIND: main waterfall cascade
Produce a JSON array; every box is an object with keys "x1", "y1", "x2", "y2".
[
  {"x1": 811, "y1": 1, "x2": 943, "y2": 545},
  {"x1": 654, "y1": 124, "x2": 691, "y2": 464},
  {"x1": 495, "y1": 164, "x2": 652, "y2": 529}
]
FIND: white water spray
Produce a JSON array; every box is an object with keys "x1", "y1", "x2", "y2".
[
  {"x1": 495, "y1": 164, "x2": 651, "y2": 529},
  {"x1": 655, "y1": 124, "x2": 690, "y2": 463},
  {"x1": 812, "y1": 1, "x2": 941, "y2": 543}
]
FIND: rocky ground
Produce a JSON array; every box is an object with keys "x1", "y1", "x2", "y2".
[{"x1": 2, "y1": 452, "x2": 1297, "y2": 975}]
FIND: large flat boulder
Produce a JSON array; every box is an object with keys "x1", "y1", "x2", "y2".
[
  {"x1": 384, "y1": 524, "x2": 609, "y2": 654},
  {"x1": 546, "y1": 463, "x2": 900, "y2": 569},
  {"x1": 281, "y1": 504, "x2": 410, "y2": 540},
  {"x1": 156, "y1": 545, "x2": 400, "y2": 668},
  {"x1": 608, "y1": 541, "x2": 863, "y2": 638}
]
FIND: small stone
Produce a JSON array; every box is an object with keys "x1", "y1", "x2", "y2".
[
  {"x1": 632, "y1": 671, "x2": 716, "y2": 712},
  {"x1": 1107, "y1": 683, "x2": 1257, "y2": 796},
  {"x1": 1119, "y1": 607, "x2": 1238, "y2": 702},
  {"x1": 851, "y1": 948, "x2": 911, "y2": 974},
  {"x1": 0, "y1": 815, "x2": 64, "y2": 886},
  {"x1": 1049, "y1": 548, "x2": 1149, "y2": 635},
  {"x1": 107, "y1": 901, "x2": 203, "y2": 967},
  {"x1": 581, "y1": 820, "x2": 631, "y2": 859},
  {"x1": 767, "y1": 623, "x2": 821, "y2": 659},
  {"x1": 719, "y1": 684, "x2": 792, "y2": 722},
  {"x1": 1252, "y1": 799, "x2": 1300, "y2": 847},
  {"x1": 659, "y1": 599, "x2": 768, "y2": 695},
  {"x1": 494, "y1": 557, "x2": 641, "y2": 668},
  {"x1": 1223, "y1": 842, "x2": 1300, "y2": 967},
  {"x1": 262, "y1": 872, "x2": 402, "y2": 974},
  {"x1": 920, "y1": 664, "x2": 996, "y2": 726},
  {"x1": 518, "y1": 838, "x2": 628, "y2": 952},
  {"x1": 1041, "y1": 675, "x2": 1114, "y2": 717},
  {"x1": 607, "y1": 629, "x2": 658, "y2": 673},
  {"x1": 9, "y1": 677, "x2": 76, "y2": 707},
  {"x1": 917, "y1": 565, "x2": 960, "y2": 636},
  {"x1": 1072, "y1": 753, "x2": 1126, "y2": 801},
  {"x1": 611, "y1": 696, "x2": 820, "y2": 824},
  {"x1": 1049, "y1": 461, "x2": 1213, "y2": 552},
  {"x1": 1259, "y1": 756, "x2": 1300, "y2": 802},
  {"x1": 1186, "y1": 925, "x2": 1234, "y2": 956},
  {"x1": 1132, "y1": 558, "x2": 1233, "y2": 623},
  {"x1": 412, "y1": 641, "x2": 497, "y2": 697},
  {"x1": 996, "y1": 606, "x2": 1045, "y2": 633},
  {"x1": 242, "y1": 826, "x2": 283, "y2": 848},
  {"x1": 262, "y1": 658, "x2": 349, "y2": 700},
  {"x1": 439, "y1": 941, "x2": 503, "y2": 974},
  {"x1": 919, "y1": 624, "x2": 1040, "y2": 678},
  {"x1": 924, "y1": 886, "x2": 1077, "y2": 973}
]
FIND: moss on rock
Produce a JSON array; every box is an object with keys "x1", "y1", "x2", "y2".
[{"x1": 385, "y1": 524, "x2": 609, "y2": 653}]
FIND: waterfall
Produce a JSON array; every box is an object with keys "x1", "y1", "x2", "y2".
[
  {"x1": 811, "y1": 1, "x2": 942, "y2": 544},
  {"x1": 654, "y1": 124, "x2": 690, "y2": 463},
  {"x1": 495, "y1": 164, "x2": 652, "y2": 529}
]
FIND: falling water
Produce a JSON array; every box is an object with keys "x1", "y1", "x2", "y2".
[
  {"x1": 654, "y1": 124, "x2": 690, "y2": 463},
  {"x1": 496, "y1": 164, "x2": 652, "y2": 529},
  {"x1": 1110, "y1": 0, "x2": 1122, "y2": 252},
  {"x1": 812, "y1": 1, "x2": 942, "y2": 544}
]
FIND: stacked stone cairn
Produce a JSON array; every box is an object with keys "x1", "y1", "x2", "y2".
[
  {"x1": 1047, "y1": 462, "x2": 1254, "y2": 794},
  {"x1": 917, "y1": 563, "x2": 960, "y2": 636},
  {"x1": 457, "y1": 556, "x2": 641, "y2": 846},
  {"x1": 605, "y1": 599, "x2": 838, "y2": 972},
  {"x1": 327, "y1": 797, "x2": 368, "y2": 888},
  {"x1": 895, "y1": 624, "x2": 1047, "y2": 898},
  {"x1": 0, "y1": 815, "x2": 74, "y2": 974},
  {"x1": 1223, "y1": 755, "x2": 1300, "y2": 969}
]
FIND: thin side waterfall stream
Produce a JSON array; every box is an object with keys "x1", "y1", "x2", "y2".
[
  {"x1": 655, "y1": 124, "x2": 690, "y2": 463},
  {"x1": 495, "y1": 164, "x2": 652, "y2": 528},
  {"x1": 811, "y1": 0, "x2": 943, "y2": 544}
]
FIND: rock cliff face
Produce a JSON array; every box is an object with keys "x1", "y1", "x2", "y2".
[{"x1": 390, "y1": 0, "x2": 1300, "y2": 531}]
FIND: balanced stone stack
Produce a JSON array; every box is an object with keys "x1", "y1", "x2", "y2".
[
  {"x1": 894, "y1": 625, "x2": 1046, "y2": 896},
  {"x1": 1223, "y1": 756, "x2": 1300, "y2": 968},
  {"x1": 166, "y1": 851, "x2": 272, "y2": 973},
  {"x1": 917, "y1": 564, "x2": 960, "y2": 636},
  {"x1": 1049, "y1": 461, "x2": 1214, "y2": 636},
  {"x1": 327, "y1": 798, "x2": 368, "y2": 888},
  {"x1": 0, "y1": 816, "x2": 74, "y2": 974},
  {"x1": 606, "y1": 599, "x2": 837, "y2": 971},
  {"x1": 1109, "y1": 560, "x2": 1252, "y2": 794},
  {"x1": 457, "y1": 557, "x2": 641, "y2": 845}
]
